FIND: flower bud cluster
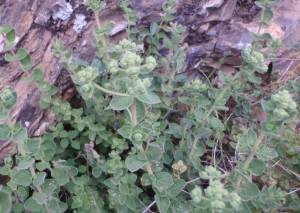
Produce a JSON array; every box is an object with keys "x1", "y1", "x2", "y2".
[
  {"x1": 145, "y1": 56, "x2": 157, "y2": 71},
  {"x1": 242, "y1": 47, "x2": 268, "y2": 73},
  {"x1": 76, "y1": 66, "x2": 98, "y2": 85},
  {"x1": 132, "y1": 131, "x2": 143, "y2": 142},
  {"x1": 185, "y1": 77, "x2": 207, "y2": 91},
  {"x1": 119, "y1": 52, "x2": 142, "y2": 69},
  {"x1": 200, "y1": 166, "x2": 222, "y2": 179},
  {"x1": 271, "y1": 90, "x2": 297, "y2": 120},
  {"x1": 114, "y1": 39, "x2": 137, "y2": 51},
  {"x1": 190, "y1": 186, "x2": 202, "y2": 203},
  {"x1": 204, "y1": 180, "x2": 241, "y2": 210},
  {"x1": 127, "y1": 78, "x2": 152, "y2": 96},
  {"x1": 0, "y1": 88, "x2": 14, "y2": 102},
  {"x1": 107, "y1": 60, "x2": 119, "y2": 74},
  {"x1": 80, "y1": 83, "x2": 93, "y2": 93}
]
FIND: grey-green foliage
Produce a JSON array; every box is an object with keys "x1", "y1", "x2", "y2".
[{"x1": 0, "y1": 0, "x2": 300, "y2": 212}]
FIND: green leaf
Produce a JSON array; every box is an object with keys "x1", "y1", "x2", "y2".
[
  {"x1": 0, "y1": 124, "x2": 11, "y2": 140},
  {"x1": 178, "y1": 96, "x2": 193, "y2": 105},
  {"x1": 256, "y1": 146, "x2": 278, "y2": 161},
  {"x1": 194, "y1": 108, "x2": 206, "y2": 123},
  {"x1": 17, "y1": 187, "x2": 27, "y2": 198},
  {"x1": 110, "y1": 96, "x2": 134, "y2": 110},
  {"x1": 36, "y1": 81, "x2": 51, "y2": 92},
  {"x1": 146, "y1": 142, "x2": 164, "y2": 162},
  {"x1": 12, "y1": 127, "x2": 27, "y2": 143},
  {"x1": 0, "y1": 24, "x2": 13, "y2": 34},
  {"x1": 260, "y1": 10, "x2": 273, "y2": 26},
  {"x1": 139, "y1": 28, "x2": 150, "y2": 35},
  {"x1": 20, "y1": 55, "x2": 35, "y2": 72},
  {"x1": 125, "y1": 154, "x2": 147, "y2": 172},
  {"x1": 118, "y1": 126, "x2": 132, "y2": 139},
  {"x1": 13, "y1": 203, "x2": 23, "y2": 213},
  {"x1": 247, "y1": 159, "x2": 267, "y2": 176},
  {"x1": 0, "y1": 108, "x2": 8, "y2": 121},
  {"x1": 153, "y1": 172, "x2": 173, "y2": 190},
  {"x1": 137, "y1": 92, "x2": 160, "y2": 105},
  {"x1": 11, "y1": 170, "x2": 32, "y2": 186},
  {"x1": 195, "y1": 127, "x2": 212, "y2": 139},
  {"x1": 16, "y1": 48, "x2": 28, "y2": 60},
  {"x1": 248, "y1": 73, "x2": 261, "y2": 84},
  {"x1": 238, "y1": 182, "x2": 260, "y2": 200},
  {"x1": 32, "y1": 192, "x2": 47, "y2": 204},
  {"x1": 189, "y1": 154, "x2": 203, "y2": 171},
  {"x1": 0, "y1": 188, "x2": 12, "y2": 213},
  {"x1": 234, "y1": 169, "x2": 252, "y2": 183},
  {"x1": 47, "y1": 198, "x2": 68, "y2": 213},
  {"x1": 42, "y1": 179, "x2": 58, "y2": 195},
  {"x1": 193, "y1": 142, "x2": 206, "y2": 157},
  {"x1": 32, "y1": 69, "x2": 44, "y2": 81},
  {"x1": 243, "y1": 129, "x2": 257, "y2": 148},
  {"x1": 4, "y1": 53, "x2": 18, "y2": 62},
  {"x1": 208, "y1": 117, "x2": 225, "y2": 132},
  {"x1": 134, "y1": 99, "x2": 146, "y2": 122},
  {"x1": 25, "y1": 197, "x2": 43, "y2": 212},
  {"x1": 261, "y1": 33, "x2": 273, "y2": 41},
  {"x1": 163, "y1": 37, "x2": 172, "y2": 49},
  {"x1": 150, "y1": 22, "x2": 158, "y2": 36},
  {"x1": 33, "y1": 172, "x2": 47, "y2": 187},
  {"x1": 165, "y1": 179, "x2": 186, "y2": 197},
  {"x1": 60, "y1": 139, "x2": 69, "y2": 149},
  {"x1": 163, "y1": 14, "x2": 175, "y2": 22},
  {"x1": 119, "y1": 183, "x2": 129, "y2": 195},
  {"x1": 18, "y1": 156, "x2": 34, "y2": 170},
  {"x1": 155, "y1": 195, "x2": 170, "y2": 213}
]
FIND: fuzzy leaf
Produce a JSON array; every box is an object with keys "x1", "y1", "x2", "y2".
[
  {"x1": 11, "y1": 170, "x2": 32, "y2": 186},
  {"x1": 155, "y1": 195, "x2": 170, "y2": 213},
  {"x1": 25, "y1": 197, "x2": 43, "y2": 212},
  {"x1": 256, "y1": 146, "x2": 278, "y2": 161},
  {"x1": 247, "y1": 159, "x2": 267, "y2": 176},
  {"x1": 110, "y1": 96, "x2": 134, "y2": 110},
  {"x1": 165, "y1": 179, "x2": 186, "y2": 197},
  {"x1": 153, "y1": 172, "x2": 173, "y2": 190},
  {"x1": 0, "y1": 124, "x2": 11, "y2": 140},
  {"x1": 125, "y1": 154, "x2": 147, "y2": 172},
  {"x1": 136, "y1": 92, "x2": 160, "y2": 104},
  {"x1": 238, "y1": 182, "x2": 260, "y2": 200}
]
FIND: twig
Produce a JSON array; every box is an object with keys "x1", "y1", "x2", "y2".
[
  {"x1": 277, "y1": 61, "x2": 293, "y2": 82},
  {"x1": 142, "y1": 200, "x2": 156, "y2": 213}
]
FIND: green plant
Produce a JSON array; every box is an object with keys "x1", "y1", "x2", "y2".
[{"x1": 0, "y1": 0, "x2": 300, "y2": 212}]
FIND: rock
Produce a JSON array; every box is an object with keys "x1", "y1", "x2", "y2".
[{"x1": 181, "y1": 0, "x2": 300, "y2": 74}]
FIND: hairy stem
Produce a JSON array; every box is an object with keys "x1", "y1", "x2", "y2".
[
  {"x1": 236, "y1": 132, "x2": 265, "y2": 188},
  {"x1": 187, "y1": 72, "x2": 241, "y2": 173},
  {"x1": 179, "y1": 95, "x2": 197, "y2": 148},
  {"x1": 94, "y1": 11, "x2": 110, "y2": 60},
  {"x1": 131, "y1": 99, "x2": 153, "y2": 175},
  {"x1": 93, "y1": 83, "x2": 129, "y2": 97}
]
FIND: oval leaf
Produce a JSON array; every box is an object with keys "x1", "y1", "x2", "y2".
[{"x1": 110, "y1": 96, "x2": 134, "y2": 110}]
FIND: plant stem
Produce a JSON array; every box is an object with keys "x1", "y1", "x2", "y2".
[
  {"x1": 93, "y1": 83, "x2": 129, "y2": 97},
  {"x1": 131, "y1": 99, "x2": 137, "y2": 126},
  {"x1": 6, "y1": 114, "x2": 52, "y2": 212},
  {"x1": 187, "y1": 72, "x2": 241, "y2": 174},
  {"x1": 236, "y1": 131, "x2": 265, "y2": 188},
  {"x1": 131, "y1": 99, "x2": 153, "y2": 175},
  {"x1": 94, "y1": 11, "x2": 110, "y2": 60},
  {"x1": 179, "y1": 95, "x2": 197, "y2": 148}
]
